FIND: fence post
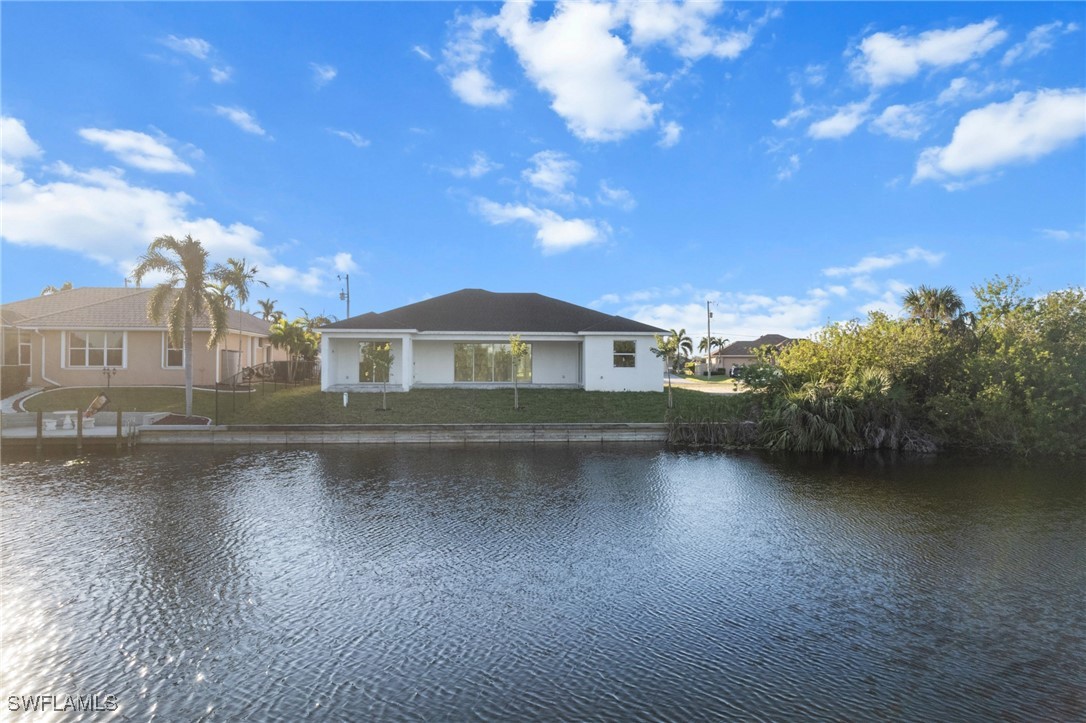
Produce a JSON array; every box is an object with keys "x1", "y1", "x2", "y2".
[
  {"x1": 76, "y1": 411, "x2": 83, "y2": 452},
  {"x1": 116, "y1": 411, "x2": 123, "y2": 451},
  {"x1": 36, "y1": 410, "x2": 43, "y2": 453}
]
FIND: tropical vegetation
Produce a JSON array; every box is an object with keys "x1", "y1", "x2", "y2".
[
  {"x1": 725, "y1": 276, "x2": 1086, "y2": 456},
  {"x1": 131, "y1": 234, "x2": 228, "y2": 417}
]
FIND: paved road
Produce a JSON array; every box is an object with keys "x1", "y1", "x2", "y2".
[{"x1": 665, "y1": 374, "x2": 743, "y2": 395}]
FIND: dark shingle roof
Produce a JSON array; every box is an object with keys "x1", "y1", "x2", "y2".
[
  {"x1": 717, "y1": 334, "x2": 793, "y2": 357},
  {"x1": 323, "y1": 289, "x2": 665, "y2": 334},
  {"x1": 0, "y1": 287, "x2": 272, "y2": 335}
]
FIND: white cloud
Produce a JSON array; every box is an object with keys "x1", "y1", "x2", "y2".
[
  {"x1": 807, "y1": 99, "x2": 872, "y2": 140},
  {"x1": 772, "y1": 106, "x2": 811, "y2": 129},
  {"x1": 496, "y1": 1, "x2": 659, "y2": 142},
  {"x1": 474, "y1": 197, "x2": 608, "y2": 254},
  {"x1": 161, "y1": 35, "x2": 211, "y2": 60},
  {"x1": 412, "y1": 45, "x2": 433, "y2": 61},
  {"x1": 617, "y1": 290, "x2": 829, "y2": 339},
  {"x1": 1, "y1": 116, "x2": 43, "y2": 161},
  {"x1": 1038, "y1": 226, "x2": 1085, "y2": 242},
  {"x1": 858, "y1": 280, "x2": 912, "y2": 316},
  {"x1": 214, "y1": 105, "x2": 269, "y2": 137},
  {"x1": 329, "y1": 252, "x2": 359, "y2": 274},
  {"x1": 624, "y1": 0, "x2": 758, "y2": 60},
  {"x1": 1, "y1": 131, "x2": 340, "y2": 296},
  {"x1": 210, "y1": 66, "x2": 233, "y2": 84},
  {"x1": 658, "y1": 120, "x2": 682, "y2": 148},
  {"x1": 776, "y1": 154, "x2": 800, "y2": 181},
  {"x1": 597, "y1": 180, "x2": 636, "y2": 211},
  {"x1": 851, "y1": 19, "x2": 1007, "y2": 88},
  {"x1": 441, "y1": 12, "x2": 511, "y2": 107},
  {"x1": 329, "y1": 129, "x2": 370, "y2": 148},
  {"x1": 310, "y1": 62, "x2": 337, "y2": 88},
  {"x1": 871, "y1": 103, "x2": 927, "y2": 140},
  {"x1": 448, "y1": 151, "x2": 501, "y2": 179},
  {"x1": 78, "y1": 128, "x2": 194, "y2": 174},
  {"x1": 522, "y1": 150, "x2": 579, "y2": 201},
  {"x1": 823, "y1": 247, "x2": 944, "y2": 277},
  {"x1": 1002, "y1": 21, "x2": 1079, "y2": 66},
  {"x1": 914, "y1": 88, "x2": 1086, "y2": 185}
]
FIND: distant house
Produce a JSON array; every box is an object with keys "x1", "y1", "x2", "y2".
[
  {"x1": 0, "y1": 287, "x2": 283, "y2": 390},
  {"x1": 319, "y1": 289, "x2": 666, "y2": 393},
  {"x1": 701, "y1": 334, "x2": 794, "y2": 376}
]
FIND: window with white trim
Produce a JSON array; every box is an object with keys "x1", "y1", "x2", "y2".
[
  {"x1": 164, "y1": 335, "x2": 184, "y2": 368},
  {"x1": 613, "y1": 340, "x2": 636, "y2": 367},
  {"x1": 68, "y1": 331, "x2": 124, "y2": 367}
]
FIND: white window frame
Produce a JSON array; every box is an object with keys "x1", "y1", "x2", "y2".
[
  {"x1": 163, "y1": 333, "x2": 185, "y2": 369},
  {"x1": 613, "y1": 340, "x2": 636, "y2": 368},
  {"x1": 63, "y1": 330, "x2": 127, "y2": 369}
]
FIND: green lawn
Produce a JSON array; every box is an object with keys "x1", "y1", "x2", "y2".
[{"x1": 21, "y1": 384, "x2": 750, "y2": 425}]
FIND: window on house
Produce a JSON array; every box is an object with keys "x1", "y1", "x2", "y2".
[
  {"x1": 164, "y1": 336, "x2": 184, "y2": 368},
  {"x1": 453, "y1": 343, "x2": 531, "y2": 382},
  {"x1": 68, "y1": 331, "x2": 124, "y2": 367},
  {"x1": 19, "y1": 332, "x2": 30, "y2": 366},
  {"x1": 359, "y1": 341, "x2": 391, "y2": 383},
  {"x1": 3, "y1": 330, "x2": 31, "y2": 366},
  {"x1": 613, "y1": 340, "x2": 636, "y2": 367}
]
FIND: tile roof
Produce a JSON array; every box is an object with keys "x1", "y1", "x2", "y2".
[
  {"x1": 323, "y1": 289, "x2": 666, "y2": 335},
  {"x1": 0, "y1": 287, "x2": 272, "y2": 335}
]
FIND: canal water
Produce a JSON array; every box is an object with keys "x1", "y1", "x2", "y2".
[{"x1": 1, "y1": 446, "x2": 1083, "y2": 720}]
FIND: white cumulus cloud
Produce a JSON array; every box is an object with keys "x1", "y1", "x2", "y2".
[
  {"x1": 658, "y1": 120, "x2": 683, "y2": 148},
  {"x1": 310, "y1": 62, "x2": 337, "y2": 88},
  {"x1": 448, "y1": 151, "x2": 501, "y2": 179},
  {"x1": 850, "y1": 19, "x2": 1007, "y2": 88},
  {"x1": 522, "y1": 150, "x2": 579, "y2": 201},
  {"x1": 823, "y1": 247, "x2": 945, "y2": 277},
  {"x1": 914, "y1": 88, "x2": 1086, "y2": 185},
  {"x1": 441, "y1": 12, "x2": 511, "y2": 107},
  {"x1": 1002, "y1": 21, "x2": 1080, "y2": 66},
  {"x1": 597, "y1": 180, "x2": 636, "y2": 211},
  {"x1": 161, "y1": 35, "x2": 211, "y2": 60},
  {"x1": 1, "y1": 116, "x2": 43, "y2": 161},
  {"x1": 474, "y1": 197, "x2": 608, "y2": 254},
  {"x1": 871, "y1": 104, "x2": 927, "y2": 140},
  {"x1": 808, "y1": 99, "x2": 872, "y2": 140},
  {"x1": 78, "y1": 128, "x2": 194, "y2": 174}
]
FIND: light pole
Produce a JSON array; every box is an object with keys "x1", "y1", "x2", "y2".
[
  {"x1": 706, "y1": 300, "x2": 713, "y2": 376},
  {"x1": 338, "y1": 274, "x2": 351, "y2": 318}
]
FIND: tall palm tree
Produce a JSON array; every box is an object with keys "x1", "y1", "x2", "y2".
[
  {"x1": 213, "y1": 258, "x2": 267, "y2": 372},
  {"x1": 131, "y1": 235, "x2": 227, "y2": 417},
  {"x1": 257, "y1": 298, "x2": 279, "y2": 322},
  {"x1": 698, "y1": 335, "x2": 727, "y2": 372},
  {"x1": 902, "y1": 285, "x2": 965, "y2": 324}
]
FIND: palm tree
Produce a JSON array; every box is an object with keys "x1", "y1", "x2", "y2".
[
  {"x1": 257, "y1": 298, "x2": 279, "y2": 321},
  {"x1": 652, "y1": 334, "x2": 679, "y2": 409},
  {"x1": 213, "y1": 258, "x2": 267, "y2": 373},
  {"x1": 668, "y1": 328, "x2": 693, "y2": 370},
  {"x1": 698, "y1": 335, "x2": 727, "y2": 373},
  {"x1": 902, "y1": 285, "x2": 965, "y2": 324},
  {"x1": 40, "y1": 281, "x2": 74, "y2": 295},
  {"x1": 131, "y1": 235, "x2": 227, "y2": 417},
  {"x1": 269, "y1": 317, "x2": 317, "y2": 382}
]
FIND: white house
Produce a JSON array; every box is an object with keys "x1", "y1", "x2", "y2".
[{"x1": 319, "y1": 289, "x2": 666, "y2": 393}]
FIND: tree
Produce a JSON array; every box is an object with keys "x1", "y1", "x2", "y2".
[
  {"x1": 268, "y1": 318, "x2": 318, "y2": 382},
  {"x1": 370, "y1": 343, "x2": 394, "y2": 411},
  {"x1": 212, "y1": 258, "x2": 267, "y2": 374},
  {"x1": 258, "y1": 298, "x2": 280, "y2": 321},
  {"x1": 668, "y1": 328, "x2": 693, "y2": 370},
  {"x1": 652, "y1": 333, "x2": 679, "y2": 409},
  {"x1": 131, "y1": 235, "x2": 227, "y2": 417},
  {"x1": 698, "y1": 335, "x2": 727, "y2": 374},
  {"x1": 509, "y1": 334, "x2": 530, "y2": 410},
  {"x1": 903, "y1": 285, "x2": 965, "y2": 324},
  {"x1": 40, "y1": 281, "x2": 73, "y2": 296}
]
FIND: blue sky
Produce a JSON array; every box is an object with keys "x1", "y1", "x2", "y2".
[{"x1": 3, "y1": 1, "x2": 1084, "y2": 340}]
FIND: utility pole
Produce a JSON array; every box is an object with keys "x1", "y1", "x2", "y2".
[
  {"x1": 338, "y1": 274, "x2": 351, "y2": 318},
  {"x1": 706, "y1": 300, "x2": 713, "y2": 377}
]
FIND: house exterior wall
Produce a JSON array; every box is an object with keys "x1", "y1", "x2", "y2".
[
  {"x1": 530, "y1": 341, "x2": 580, "y2": 385},
  {"x1": 412, "y1": 341, "x2": 455, "y2": 384},
  {"x1": 582, "y1": 335, "x2": 662, "y2": 392},
  {"x1": 324, "y1": 336, "x2": 408, "y2": 390},
  {"x1": 25, "y1": 329, "x2": 281, "y2": 388}
]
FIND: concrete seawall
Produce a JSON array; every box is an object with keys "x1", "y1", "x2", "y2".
[{"x1": 139, "y1": 423, "x2": 668, "y2": 446}]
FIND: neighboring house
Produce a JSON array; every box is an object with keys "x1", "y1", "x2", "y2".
[
  {"x1": 319, "y1": 289, "x2": 666, "y2": 393},
  {"x1": 0, "y1": 287, "x2": 283, "y2": 389},
  {"x1": 699, "y1": 334, "x2": 795, "y2": 376}
]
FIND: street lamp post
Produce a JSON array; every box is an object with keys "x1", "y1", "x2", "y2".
[
  {"x1": 706, "y1": 300, "x2": 713, "y2": 377},
  {"x1": 338, "y1": 274, "x2": 351, "y2": 318}
]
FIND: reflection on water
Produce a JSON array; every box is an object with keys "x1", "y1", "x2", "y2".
[{"x1": 1, "y1": 446, "x2": 1083, "y2": 720}]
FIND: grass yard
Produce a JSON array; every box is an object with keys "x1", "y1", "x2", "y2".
[{"x1": 20, "y1": 384, "x2": 752, "y2": 425}]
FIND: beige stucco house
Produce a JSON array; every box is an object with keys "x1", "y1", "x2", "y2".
[{"x1": 1, "y1": 287, "x2": 284, "y2": 390}]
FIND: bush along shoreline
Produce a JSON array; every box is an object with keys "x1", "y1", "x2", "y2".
[{"x1": 666, "y1": 276, "x2": 1085, "y2": 458}]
